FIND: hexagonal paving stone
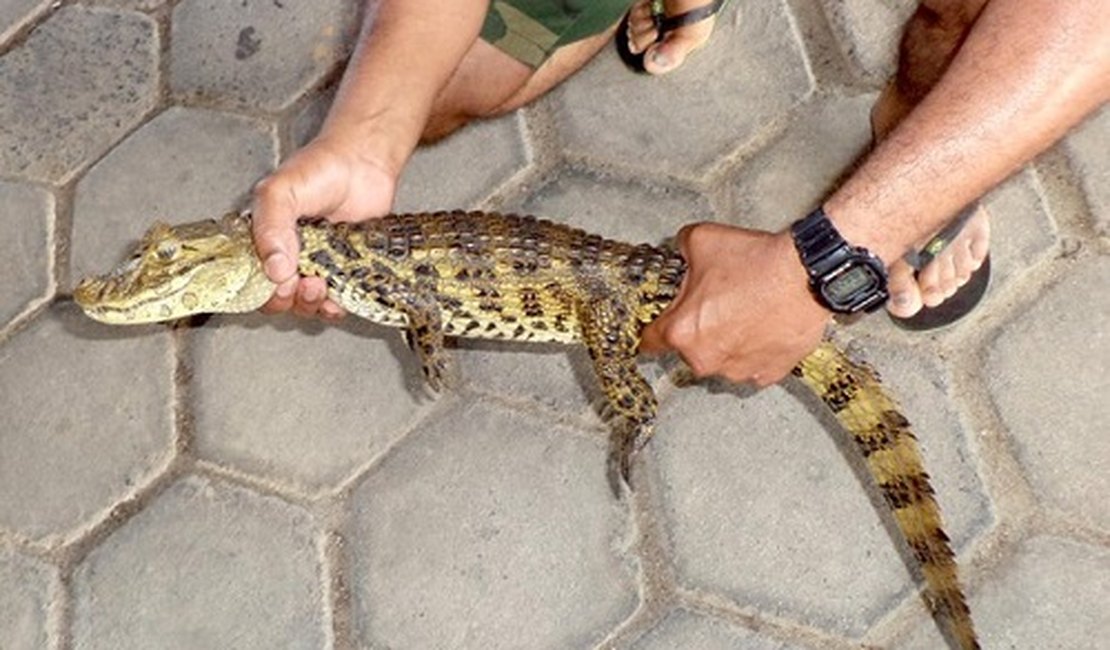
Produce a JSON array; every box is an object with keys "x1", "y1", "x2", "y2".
[
  {"x1": 633, "y1": 608, "x2": 803, "y2": 650},
  {"x1": 103, "y1": 0, "x2": 166, "y2": 11},
  {"x1": 71, "y1": 106, "x2": 275, "y2": 282},
  {"x1": 650, "y1": 348, "x2": 987, "y2": 638},
  {"x1": 190, "y1": 314, "x2": 433, "y2": 492},
  {"x1": 1065, "y1": 105, "x2": 1110, "y2": 234},
  {"x1": 349, "y1": 400, "x2": 636, "y2": 649},
  {"x1": 0, "y1": 304, "x2": 174, "y2": 543},
  {"x1": 0, "y1": 181, "x2": 52, "y2": 327},
  {"x1": 515, "y1": 167, "x2": 712, "y2": 243},
  {"x1": 395, "y1": 114, "x2": 531, "y2": 212},
  {"x1": 820, "y1": 0, "x2": 915, "y2": 81},
  {"x1": 986, "y1": 256, "x2": 1110, "y2": 528},
  {"x1": 903, "y1": 536, "x2": 1110, "y2": 649},
  {"x1": 0, "y1": 546, "x2": 55, "y2": 649},
  {"x1": 454, "y1": 341, "x2": 602, "y2": 428},
  {"x1": 551, "y1": 0, "x2": 812, "y2": 178},
  {"x1": 724, "y1": 91, "x2": 876, "y2": 230},
  {"x1": 170, "y1": 0, "x2": 359, "y2": 112},
  {"x1": 0, "y1": 0, "x2": 49, "y2": 44},
  {"x1": 0, "y1": 6, "x2": 159, "y2": 184},
  {"x1": 72, "y1": 475, "x2": 325, "y2": 649},
  {"x1": 977, "y1": 168, "x2": 1058, "y2": 292}
]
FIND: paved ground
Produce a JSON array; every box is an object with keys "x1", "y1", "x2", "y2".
[{"x1": 1, "y1": 1, "x2": 1107, "y2": 649}]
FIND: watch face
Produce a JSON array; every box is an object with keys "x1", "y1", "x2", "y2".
[{"x1": 821, "y1": 261, "x2": 887, "y2": 312}]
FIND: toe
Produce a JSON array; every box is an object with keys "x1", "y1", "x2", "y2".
[
  {"x1": 952, "y1": 239, "x2": 978, "y2": 284},
  {"x1": 626, "y1": 1, "x2": 659, "y2": 54},
  {"x1": 886, "y1": 261, "x2": 924, "y2": 318},
  {"x1": 643, "y1": 30, "x2": 708, "y2": 74},
  {"x1": 918, "y1": 254, "x2": 957, "y2": 307}
]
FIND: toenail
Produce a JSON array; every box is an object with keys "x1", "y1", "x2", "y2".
[
  {"x1": 892, "y1": 292, "x2": 910, "y2": 307},
  {"x1": 651, "y1": 51, "x2": 670, "y2": 68}
]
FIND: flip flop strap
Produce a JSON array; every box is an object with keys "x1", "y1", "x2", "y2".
[
  {"x1": 652, "y1": 0, "x2": 726, "y2": 35},
  {"x1": 903, "y1": 204, "x2": 978, "y2": 270}
]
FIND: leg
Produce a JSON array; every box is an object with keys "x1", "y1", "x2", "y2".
[
  {"x1": 874, "y1": 0, "x2": 990, "y2": 138},
  {"x1": 877, "y1": 0, "x2": 992, "y2": 322},
  {"x1": 579, "y1": 297, "x2": 659, "y2": 489},
  {"x1": 422, "y1": 24, "x2": 619, "y2": 142}
]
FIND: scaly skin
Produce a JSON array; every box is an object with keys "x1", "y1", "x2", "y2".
[{"x1": 74, "y1": 210, "x2": 977, "y2": 649}]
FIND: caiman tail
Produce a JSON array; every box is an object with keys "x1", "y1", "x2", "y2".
[{"x1": 794, "y1": 341, "x2": 978, "y2": 650}]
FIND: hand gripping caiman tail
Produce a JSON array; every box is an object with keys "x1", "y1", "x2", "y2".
[{"x1": 74, "y1": 210, "x2": 978, "y2": 649}]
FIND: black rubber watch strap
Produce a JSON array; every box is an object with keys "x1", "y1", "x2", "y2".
[
  {"x1": 791, "y1": 208, "x2": 850, "y2": 279},
  {"x1": 790, "y1": 207, "x2": 889, "y2": 314}
]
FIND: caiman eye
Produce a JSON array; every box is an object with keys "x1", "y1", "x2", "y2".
[{"x1": 155, "y1": 244, "x2": 178, "y2": 261}]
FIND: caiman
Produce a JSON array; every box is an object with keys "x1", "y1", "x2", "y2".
[{"x1": 74, "y1": 210, "x2": 979, "y2": 650}]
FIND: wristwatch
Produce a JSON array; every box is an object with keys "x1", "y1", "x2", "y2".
[{"x1": 790, "y1": 207, "x2": 889, "y2": 314}]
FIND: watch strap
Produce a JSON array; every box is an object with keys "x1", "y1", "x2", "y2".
[{"x1": 791, "y1": 207, "x2": 853, "y2": 279}]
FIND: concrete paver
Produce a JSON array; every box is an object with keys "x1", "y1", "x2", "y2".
[
  {"x1": 904, "y1": 536, "x2": 1110, "y2": 649},
  {"x1": 169, "y1": 0, "x2": 359, "y2": 112},
  {"x1": 349, "y1": 401, "x2": 636, "y2": 649},
  {"x1": 632, "y1": 609, "x2": 803, "y2": 650},
  {"x1": 191, "y1": 314, "x2": 432, "y2": 492},
  {"x1": 551, "y1": 0, "x2": 811, "y2": 178},
  {"x1": 0, "y1": 545, "x2": 54, "y2": 650},
  {"x1": 0, "y1": 181, "x2": 52, "y2": 326},
  {"x1": 0, "y1": 2, "x2": 1107, "y2": 649},
  {"x1": 516, "y1": 167, "x2": 711, "y2": 242},
  {"x1": 724, "y1": 92, "x2": 876, "y2": 230},
  {"x1": 0, "y1": 0, "x2": 49, "y2": 45},
  {"x1": 651, "y1": 373, "x2": 982, "y2": 638},
  {"x1": 986, "y1": 257, "x2": 1110, "y2": 529},
  {"x1": 1065, "y1": 105, "x2": 1110, "y2": 234},
  {"x1": 72, "y1": 475, "x2": 324, "y2": 650},
  {"x1": 72, "y1": 106, "x2": 275, "y2": 280},
  {"x1": 0, "y1": 6, "x2": 158, "y2": 184},
  {"x1": 0, "y1": 305, "x2": 173, "y2": 544},
  {"x1": 397, "y1": 114, "x2": 532, "y2": 212},
  {"x1": 977, "y1": 169, "x2": 1059, "y2": 292},
  {"x1": 820, "y1": 0, "x2": 915, "y2": 81}
]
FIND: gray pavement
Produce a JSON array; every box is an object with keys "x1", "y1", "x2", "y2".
[{"x1": 0, "y1": 1, "x2": 1107, "y2": 649}]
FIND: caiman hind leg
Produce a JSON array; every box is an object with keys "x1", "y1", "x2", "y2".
[{"x1": 578, "y1": 296, "x2": 659, "y2": 491}]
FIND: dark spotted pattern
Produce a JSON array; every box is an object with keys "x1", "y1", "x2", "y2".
[
  {"x1": 89, "y1": 210, "x2": 975, "y2": 650},
  {"x1": 797, "y1": 346, "x2": 978, "y2": 650}
]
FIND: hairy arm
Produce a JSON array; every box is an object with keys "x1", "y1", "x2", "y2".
[
  {"x1": 252, "y1": 0, "x2": 489, "y2": 316},
  {"x1": 830, "y1": 0, "x2": 1110, "y2": 261},
  {"x1": 642, "y1": 0, "x2": 1110, "y2": 385}
]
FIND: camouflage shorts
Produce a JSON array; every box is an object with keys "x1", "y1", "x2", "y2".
[{"x1": 480, "y1": 0, "x2": 633, "y2": 68}]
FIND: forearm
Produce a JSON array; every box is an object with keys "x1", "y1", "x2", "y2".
[
  {"x1": 318, "y1": 0, "x2": 489, "y2": 174},
  {"x1": 826, "y1": 0, "x2": 1110, "y2": 264}
]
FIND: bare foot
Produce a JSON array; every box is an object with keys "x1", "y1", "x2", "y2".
[
  {"x1": 625, "y1": 0, "x2": 723, "y2": 75},
  {"x1": 887, "y1": 206, "x2": 991, "y2": 318},
  {"x1": 872, "y1": 83, "x2": 992, "y2": 321}
]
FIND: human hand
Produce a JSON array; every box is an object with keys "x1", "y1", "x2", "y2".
[
  {"x1": 640, "y1": 223, "x2": 831, "y2": 387},
  {"x1": 251, "y1": 133, "x2": 398, "y2": 318}
]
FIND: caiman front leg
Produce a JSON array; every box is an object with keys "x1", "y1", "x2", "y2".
[
  {"x1": 339, "y1": 267, "x2": 454, "y2": 392},
  {"x1": 578, "y1": 295, "x2": 659, "y2": 489}
]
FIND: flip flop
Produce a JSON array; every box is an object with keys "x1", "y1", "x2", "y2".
[
  {"x1": 615, "y1": 0, "x2": 726, "y2": 73},
  {"x1": 889, "y1": 205, "x2": 991, "y2": 331}
]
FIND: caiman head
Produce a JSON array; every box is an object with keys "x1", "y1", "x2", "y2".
[{"x1": 74, "y1": 212, "x2": 276, "y2": 324}]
